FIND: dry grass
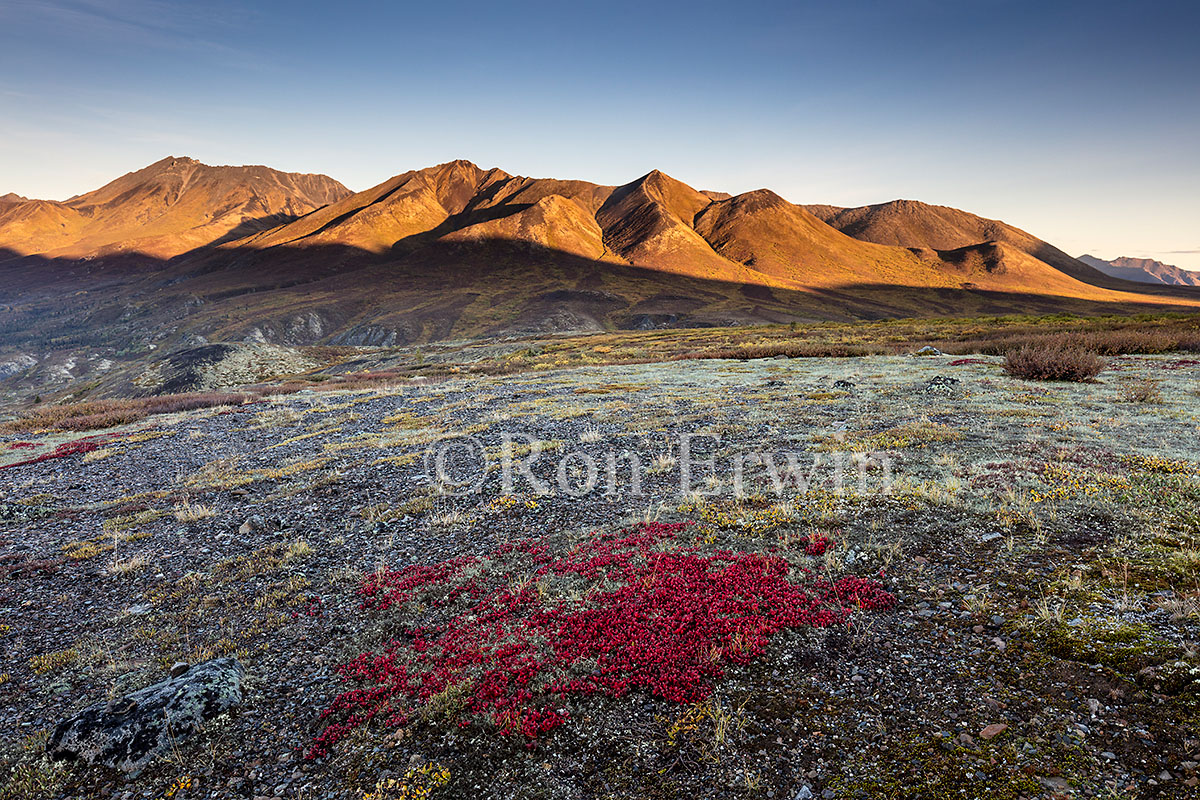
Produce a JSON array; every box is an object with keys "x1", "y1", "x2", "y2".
[
  {"x1": 173, "y1": 501, "x2": 217, "y2": 523},
  {"x1": 284, "y1": 539, "x2": 313, "y2": 560},
  {"x1": 464, "y1": 314, "x2": 1200, "y2": 375},
  {"x1": 109, "y1": 553, "x2": 151, "y2": 576},
  {"x1": 429, "y1": 508, "x2": 470, "y2": 529},
  {"x1": 4, "y1": 316, "x2": 1197, "y2": 425},
  {"x1": 1119, "y1": 377, "x2": 1164, "y2": 404}
]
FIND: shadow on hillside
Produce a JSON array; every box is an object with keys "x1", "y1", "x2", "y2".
[
  {"x1": 0, "y1": 239, "x2": 1198, "y2": 351},
  {"x1": 205, "y1": 214, "x2": 316, "y2": 247}
]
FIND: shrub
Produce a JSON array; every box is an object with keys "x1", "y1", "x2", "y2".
[
  {"x1": 57, "y1": 409, "x2": 145, "y2": 431},
  {"x1": 949, "y1": 322, "x2": 1200, "y2": 358},
  {"x1": 1003, "y1": 344, "x2": 1105, "y2": 382},
  {"x1": 1, "y1": 392, "x2": 254, "y2": 434},
  {"x1": 675, "y1": 342, "x2": 878, "y2": 361},
  {"x1": 1079, "y1": 329, "x2": 1175, "y2": 355}
]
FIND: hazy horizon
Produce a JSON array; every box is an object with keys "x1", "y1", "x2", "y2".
[{"x1": 2, "y1": 0, "x2": 1197, "y2": 269}]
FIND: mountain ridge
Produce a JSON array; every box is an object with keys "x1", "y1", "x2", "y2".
[
  {"x1": 1, "y1": 157, "x2": 1198, "y2": 363},
  {"x1": 1078, "y1": 254, "x2": 1200, "y2": 287}
]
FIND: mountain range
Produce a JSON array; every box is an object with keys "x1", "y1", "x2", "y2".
[
  {"x1": 1077, "y1": 254, "x2": 1200, "y2": 288},
  {"x1": 1, "y1": 157, "x2": 1197, "y2": 366}
]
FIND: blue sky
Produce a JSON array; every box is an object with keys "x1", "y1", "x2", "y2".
[{"x1": 2, "y1": 0, "x2": 1197, "y2": 268}]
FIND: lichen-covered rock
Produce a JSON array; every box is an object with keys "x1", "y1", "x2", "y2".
[
  {"x1": 46, "y1": 657, "x2": 244, "y2": 774},
  {"x1": 921, "y1": 375, "x2": 960, "y2": 393}
]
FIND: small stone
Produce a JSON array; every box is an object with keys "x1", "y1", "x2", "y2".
[
  {"x1": 239, "y1": 515, "x2": 265, "y2": 535},
  {"x1": 979, "y1": 723, "x2": 1008, "y2": 740},
  {"x1": 169, "y1": 662, "x2": 190, "y2": 678}
]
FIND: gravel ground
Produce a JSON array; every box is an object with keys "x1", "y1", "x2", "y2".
[{"x1": 1, "y1": 353, "x2": 1199, "y2": 799}]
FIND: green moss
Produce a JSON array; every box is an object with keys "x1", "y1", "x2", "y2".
[
  {"x1": 826, "y1": 735, "x2": 1042, "y2": 799},
  {"x1": 1035, "y1": 617, "x2": 1177, "y2": 675}
]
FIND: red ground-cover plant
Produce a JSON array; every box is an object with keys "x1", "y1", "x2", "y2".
[
  {"x1": 804, "y1": 533, "x2": 833, "y2": 555},
  {"x1": 309, "y1": 522, "x2": 894, "y2": 757},
  {"x1": 0, "y1": 434, "x2": 121, "y2": 470},
  {"x1": 0, "y1": 553, "x2": 64, "y2": 579},
  {"x1": 1162, "y1": 359, "x2": 1200, "y2": 370}
]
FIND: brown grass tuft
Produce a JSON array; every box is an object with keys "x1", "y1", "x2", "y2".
[{"x1": 1119, "y1": 377, "x2": 1163, "y2": 404}]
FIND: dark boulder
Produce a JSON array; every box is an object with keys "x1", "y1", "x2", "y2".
[{"x1": 47, "y1": 658, "x2": 244, "y2": 774}]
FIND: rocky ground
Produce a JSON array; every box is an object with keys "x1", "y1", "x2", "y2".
[{"x1": 1, "y1": 353, "x2": 1199, "y2": 799}]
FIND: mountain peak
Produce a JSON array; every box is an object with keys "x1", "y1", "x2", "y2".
[
  {"x1": 144, "y1": 155, "x2": 200, "y2": 172},
  {"x1": 714, "y1": 188, "x2": 789, "y2": 212},
  {"x1": 0, "y1": 156, "x2": 349, "y2": 259},
  {"x1": 435, "y1": 158, "x2": 482, "y2": 170}
]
